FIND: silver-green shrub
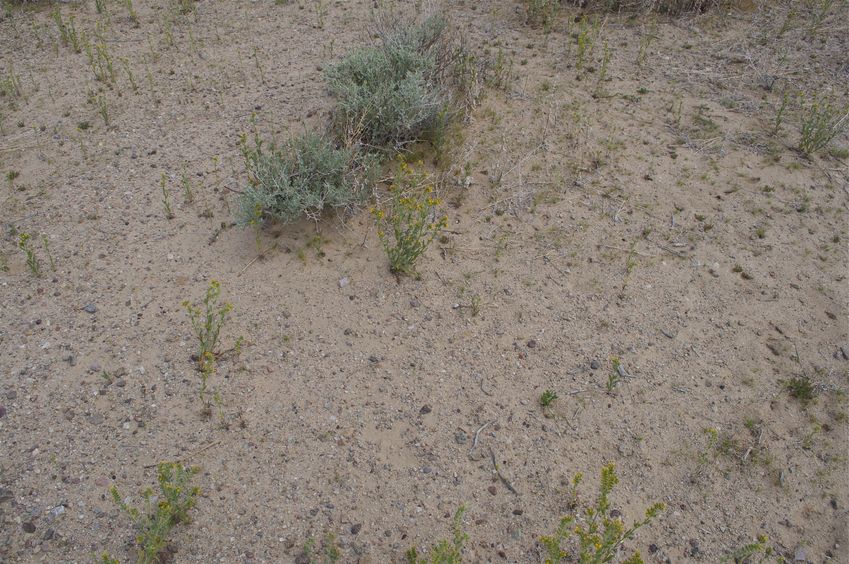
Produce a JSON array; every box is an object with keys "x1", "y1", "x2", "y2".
[
  {"x1": 324, "y1": 14, "x2": 454, "y2": 149},
  {"x1": 237, "y1": 132, "x2": 378, "y2": 225}
]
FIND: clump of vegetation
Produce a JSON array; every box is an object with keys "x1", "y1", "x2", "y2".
[
  {"x1": 183, "y1": 280, "x2": 233, "y2": 372},
  {"x1": 110, "y1": 462, "x2": 200, "y2": 564},
  {"x1": 540, "y1": 463, "x2": 664, "y2": 564},
  {"x1": 324, "y1": 12, "x2": 460, "y2": 150},
  {"x1": 526, "y1": 0, "x2": 559, "y2": 30},
  {"x1": 559, "y1": 0, "x2": 740, "y2": 14},
  {"x1": 798, "y1": 96, "x2": 849, "y2": 156},
  {"x1": 17, "y1": 232, "x2": 40, "y2": 276},
  {"x1": 237, "y1": 132, "x2": 378, "y2": 225},
  {"x1": 540, "y1": 389, "x2": 558, "y2": 408},
  {"x1": 372, "y1": 161, "x2": 447, "y2": 275},
  {"x1": 405, "y1": 505, "x2": 468, "y2": 564},
  {"x1": 724, "y1": 534, "x2": 776, "y2": 563},
  {"x1": 782, "y1": 375, "x2": 817, "y2": 407}
]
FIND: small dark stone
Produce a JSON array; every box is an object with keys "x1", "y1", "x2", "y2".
[
  {"x1": 512, "y1": 509, "x2": 523, "y2": 515},
  {"x1": 610, "y1": 509, "x2": 622, "y2": 518},
  {"x1": 0, "y1": 405, "x2": 5, "y2": 418},
  {"x1": 649, "y1": 544, "x2": 659, "y2": 554},
  {"x1": 422, "y1": 466, "x2": 432, "y2": 474},
  {"x1": 454, "y1": 430, "x2": 468, "y2": 444},
  {"x1": 43, "y1": 528, "x2": 54, "y2": 541},
  {"x1": 487, "y1": 485, "x2": 497, "y2": 495},
  {"x1": 115, "y1": 379, "x2": 126, "y2": 388},
  {"x1": 410, "y1": 299, "x2": 420, "y2": 308},
  {"x1": 590, "y1": 360, "x2": 600, "y2": 370},
  {"x1": 419, "y1": 405, "x2": 432, "y2": 415},
  {"x1": 527, "y1": 339, "x2": 537, "y2": 348},
  {"x1": 22, "y1": 522, "x2": 35, "y2": 533},
  {"x1": 5, "y1": 390, "x2": 16, "y2": 400},
  {"x1": 368, "y1": 355, "x2": 379, "y2": 364},
  {"x1": 350, "y1": 523, "x2": 362, "y2": 535},
  {"x1": 83, "y1": 304, "x2": 97, "y2": 314}
]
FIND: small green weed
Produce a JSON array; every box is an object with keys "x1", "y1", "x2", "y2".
[
  {"x1": 540, "y1": 463, "x2": 664, "y2": 564},
  {"x1": 526, "y1": 0, "x2": 559, "y2": 31},
  {"x1": 111, "y1": 462, "x2": 200, "y2": 564},
  {"x1": 52, "y1": 8, "x2": 80, "y2": 52},
  {"x1": 372, "y1": 161, "x2": 447, "y2": 276},
  {"x1": 722, "y1": 534, "x2": 776, "y2": 563},
  {"x1": 782, "y1": 376, "x2": 816, "y2": 407},
  {"x1": 183, "y1": 280, "x2": 233, "y2": 372},
  {"x1": 798, "y1": 96, "x2": 849, "y2": 155},
  {"x1": 406, "y1": 505, "x2": 467, "y2": 564},
  {"x1": 18, "y1": 232, "x2": 40, "y2": 276},
  {"x1": 160, "y1": 173, "x2": 174, "y2": 219},
  {"x1": 540, "y1": 389, "x2": 558, "y2": 408},
  {"x1": 607, "y1": 357, "x2": 621, "y2": 394}
]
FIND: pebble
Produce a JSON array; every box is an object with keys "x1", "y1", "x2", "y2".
[
  {"x1": 526, "y1": 339, "x2": 537, "y2": 348},
  {"x1": 0, "y1": 405, "x2": 5, "y2": 418},
  {"x1": 794, "y1": 547, "x2": 807, "y2": 561},
  {"x1": 410, "y1": 299, "x2": 420, "y2": 308},
  {"x1": 350, "y1": 523, "x2": 362, "y2": 535},
  {"x1": 512, "y1": 509, "x2": 523, "y2": 515},
  {"x1": 48, "y1": 505, "x2": 65, "y2": 520},
  {"x1": 419, "y1": 405, "x2": 432, "y2": 415},
  {"x1": 83, "y1": 304, "x2": 97, "y2": 314},
  {"x1": 487, "y1": 485, "x2": 497, "y2": 495},
  {"x1": 4, "y1": 390, "x2": 15, "y2": 400},
  {"x1": 454, "y1": 430, "x2": 468, "y2": 444},
  {"x1": 22, "y1": 522, "x2": 36, "y2": 533},
  {"x1": 338, "y1": 277, "x2": 349, "y2": 288},
  {"x1": 422, "y1": 466, "x2": 432, "y2": 474},
  {"x1": 590, "y1": 360, "x2": 600, "y2": 370},
  {"x1": 88, "y1": 363, "x2": 102, "y2": 373}
]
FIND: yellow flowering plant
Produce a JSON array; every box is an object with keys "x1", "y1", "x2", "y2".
[
  {"x1": 182, "y1": 280, "x2": 233, "y2": 372},
  {"x1": 540, "y1": 463, "x2": 665, "y2": 564},
  {"x1": 110, "y1": 462, "x2": 200, "y2": 564},
  {"x1": 372, "y1": 161, "x2": 447, "y2": 276}
]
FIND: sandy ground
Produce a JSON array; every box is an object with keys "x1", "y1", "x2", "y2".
[{"x1": 1, "y1": 0, "x2": 848, "y2": 562}]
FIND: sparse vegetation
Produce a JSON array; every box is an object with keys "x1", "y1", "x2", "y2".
[
  {"x1": 405, "y1": 505, "x2": 467, "y2": 564},
  {"x1": 237, "y1": 132, "x2": 378, "y2": 225},
  {"x1": 540, "y1": 463, "x2": 664, "y2": 564},
  {"x1": 540, "y1": 389, "x2": 558, "y2": 408},
  {"x1": 783, "y1": 375, "x2": 817, "y2": 407},
  {"x1": 372, "y1": 160, "x2": 446, "y2": 275},
  {"x1": 17, "y1": 232, "x2": 40, "y2": 276},
  {"x1": 182, "y1": 280, "x2": 233, "y2": 372},
  {"x1": 798, "y1": 96, "x2": 849, "y2": 156},
  {"x1": 110, "y1": 462, "x2": 200, "y2": 564}
]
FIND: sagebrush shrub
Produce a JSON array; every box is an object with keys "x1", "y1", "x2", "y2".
[
  {"x1": 325, "y1": 14, "x2": 456, "y2": 149},
  {"x1": 237, "y1": 132, "x2": 378, "y2": 225}
]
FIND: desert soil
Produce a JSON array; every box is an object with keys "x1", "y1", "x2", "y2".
[{"x1": 1, "y1": 0, "x2": 848, "y2": 562}]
